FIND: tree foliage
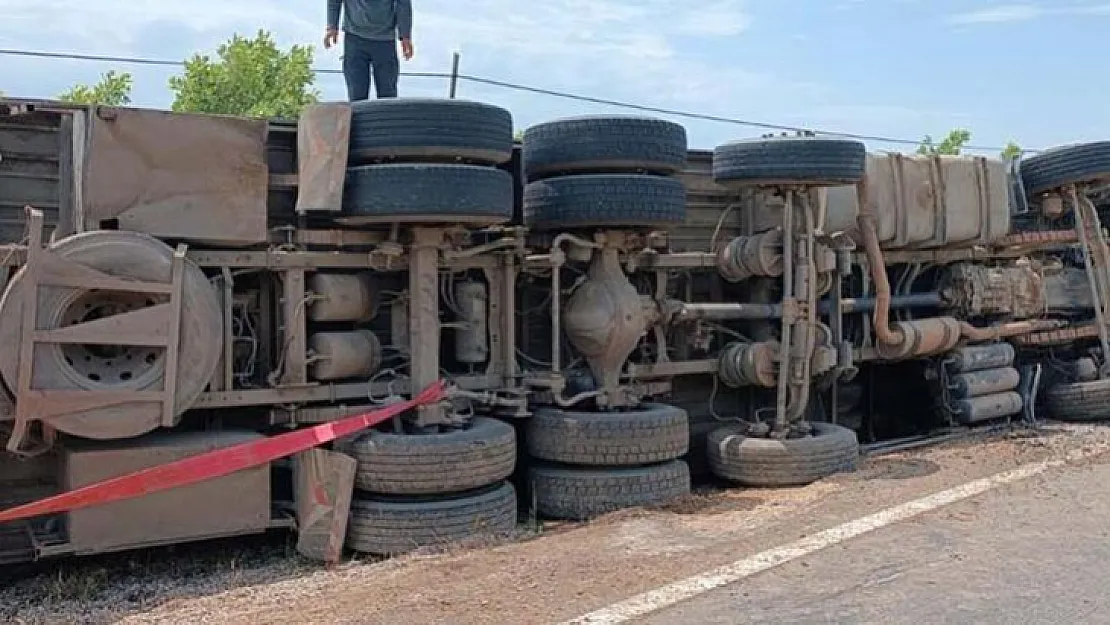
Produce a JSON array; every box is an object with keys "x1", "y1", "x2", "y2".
[
  {"x1": 1000, "y1": 141, "x2": 1023, "y2": 160},
  {"x1": 918, "y1": 128, "x2": 1025, "y2": 161},
  {"x1": 168, "y1": 30, "x2": 319, "y2": 118},
  {"x1": 57, "y1": 71, "x2": 133, "y2": 106},
  {"x1": 917, "y1": 128, "x2": 971, "y2": 156}
]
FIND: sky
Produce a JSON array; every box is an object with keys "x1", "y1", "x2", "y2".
[{"x1": 0, "y1": 0, "x2": 1107, "y2": 154}]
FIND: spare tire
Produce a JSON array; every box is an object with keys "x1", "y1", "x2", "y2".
[
  {"x1": 349, "y1": 98, "x2": 514, "y2": 165},
  {"x1": 522, "y1": 116, "x2": 687, "y2": 178},
  {"x1": 529, "y1": 461, "x2": 690, "y2": 520},
  {"x1": 352, "y1": 417, "x2": 517, "y2": 495},
  {"x1": 0, "y1": 231, "x2": 222, "y2": 440},
  {"x1": 713, "y1": 136, "x2": 866, "y2": 187},
  {"x1": 1019, "y1": 141, "x2": 1110, "y2": 196},
  {"x1": 523, "y1": 174, "x2": 686, "y2": 230},
  {"x1": 526, "y1": 404, "x2": 689, "y2": 466},
  {"x1": 341, "y1": 163, "x2": 514, "y2": 225},
  {"x1": 347, "y1": 482, "x2": 518, "y2": 555},
  {"x1": 708, "y1": 422, "x2": 858, "y2": 487}
]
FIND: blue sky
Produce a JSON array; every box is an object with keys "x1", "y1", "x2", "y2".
[{"x1": 0, "y1": 0, "x2": 1105, "y2": 154}]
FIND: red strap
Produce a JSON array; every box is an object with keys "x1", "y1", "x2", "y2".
[{"x1": 0, "y1": 380, "x2": 447, "y2": 524}]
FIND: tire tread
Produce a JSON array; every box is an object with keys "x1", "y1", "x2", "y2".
[
  {"x1": 707, "y1": 422, "x2": 859, "y2": 487},
  {"x1": 351, "y1": 417, "x2": 517, "y2": 495}
]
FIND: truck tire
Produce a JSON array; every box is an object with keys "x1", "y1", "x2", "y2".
[
  {"x1": 0, "y1": 230, "x2": 222, "y2": 440},
  {"x1": 347, "y1": 482, "x2": 518, "y2": 555},
  {"x1": 529, "y1": 461, "x2": 690, "y2": 520},
  {"x1": 707, "y1": 422, "x2": 859, "y2": 487},
  {"x1": 1019, "y1": 141, "x2": 1110, "y2": 196},
  {"x1": 351, "y1": 417, "x2": 517, "y2": 495},
  {"x1": 349, "y1": 98, "x2": 514, "y2": 165},
  {"x1": 1044, "y1": 378, "x2": 1110, "y2": 421},
  {"x1": 522, "y1": 116, "x2": 687, "y2": 178},
  {"x1": 341, "y1": 163, "x2": 514, "y2": 225},
  {"x1": 712, "y1": 136, "x2": 866, "y2": 187},
  {"x1": 526, "y1": 404, "x2": 689, "y2": 466},
  {"x1": 523, "y1": 174, "x2": 686, "y2": 230}
]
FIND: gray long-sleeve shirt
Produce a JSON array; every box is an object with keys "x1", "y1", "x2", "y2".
[{"x1": 328, "y1": 0, "x2": 412, "y2": 41}]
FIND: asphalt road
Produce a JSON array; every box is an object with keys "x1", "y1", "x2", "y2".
[{"x1": 637, "y1": 456, "x2": 1110, "y2": 625}]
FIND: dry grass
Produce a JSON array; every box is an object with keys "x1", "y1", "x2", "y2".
[
  {"x1": 0, "y1": 534, "x2": 314, "y2": 624},
  {"x1": 0, "y1": 523, "x2": 550, "y2": 624}
]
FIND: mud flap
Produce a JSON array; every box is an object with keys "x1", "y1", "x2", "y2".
[
  {"x1": 295, "y1": 103, "x2": 352, "y2": 214},
  {"x1": 294, "y1": 447, "x2": 357, "y2": 565}
]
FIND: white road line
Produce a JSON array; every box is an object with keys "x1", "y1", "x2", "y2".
[{"x1": 561, "y1": 441, "x2": 1110, "y2": 625}]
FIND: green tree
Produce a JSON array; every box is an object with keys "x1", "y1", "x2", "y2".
[
  {"x1": 1000, "y1": 141, "x2": 1023, "y2": 160},
  {"x1": 57, "y1": 71, "x2": 133, "y2": 106},
  {"x1": 917, "y1": 128, "x2": 971, "y2": 156},
  {"x1": 169, "y1": 30, "x2": 319, "y2": 118}
]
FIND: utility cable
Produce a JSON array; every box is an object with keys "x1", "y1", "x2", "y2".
[{"x1": 0, "y1": 47, "x2": 1024, "y2": 152}]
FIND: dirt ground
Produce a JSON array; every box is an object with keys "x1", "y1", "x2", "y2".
[{"x1": 3, "y1": 422, "x2": 1109, "y2": 625}]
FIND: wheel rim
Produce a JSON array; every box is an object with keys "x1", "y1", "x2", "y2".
[{"x1": 53, "y1": 289, "x2": 167, "y2": 390}]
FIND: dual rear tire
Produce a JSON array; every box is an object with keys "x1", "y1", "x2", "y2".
[
  {"x1": 345, "y1": 417, "x2": 519, "y2": 555},
  {"x1": 341, "y1": 98, "x2": 516, "y2": 226},
  {"x1": 521, "y1": 116, "x2": 689, "y2": 231},
  {"x1": 525, "y1": 404, "x2": 692, "y2": 520}
]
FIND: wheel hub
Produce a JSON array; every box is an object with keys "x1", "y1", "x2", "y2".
[{"x1": 55, "y1": 290, "x2": 166, "y2": 389}]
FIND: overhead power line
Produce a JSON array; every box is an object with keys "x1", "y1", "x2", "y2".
[
  {"x1": 0, "y1": 47, "x2": 1021, "y2": 153},
  {"x1": 0, "y1": 48, "x2": 452, "y2": 79}
]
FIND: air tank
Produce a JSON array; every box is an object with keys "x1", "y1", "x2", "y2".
[
  {"x1": 454, "y1": 281, "x2": 489, "y2": 364},
  {"x1": 953, "y1": 392, "x2": 1023, "y2": 425},
  {"x1": 308, "y1": 330, "x2": 383, "y2": 381},
  {"x1": 308, "y1": 273, "x2": 378, "y2": 322},
  {"x1": 949, "y1": 367, "x2": 1020, "y2": 399},
  {"x1": 947, "y1": 343, "x2": 1015, "y2": 373}
]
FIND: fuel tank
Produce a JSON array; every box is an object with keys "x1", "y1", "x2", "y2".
[{"x1": 824, "y1": 153, "x2": 1011, "y2": 249}]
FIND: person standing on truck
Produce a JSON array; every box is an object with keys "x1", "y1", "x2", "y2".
[{"x1": 324, "y1": 0, "x2": 414, "y2": 101}]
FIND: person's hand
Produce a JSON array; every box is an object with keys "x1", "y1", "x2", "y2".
[
  {"x1": 401, "y1": 38, "x2": 414, "y2": 60},
  {"x1": 324, "y1": 27, "x2": 339, "y2": 49}
]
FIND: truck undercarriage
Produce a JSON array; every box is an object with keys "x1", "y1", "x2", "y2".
[{"x1": 1, "y1": 97, "x2": 1108, "y2": 566}]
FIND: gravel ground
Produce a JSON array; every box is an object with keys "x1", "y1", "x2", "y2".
[{"x1": 2, "y1": 422, "x2": 1108, "y2": 625}]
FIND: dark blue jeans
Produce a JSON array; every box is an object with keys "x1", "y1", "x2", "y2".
[{"x1": 342, "y1": 33, "x2": 399, "y2": 100}]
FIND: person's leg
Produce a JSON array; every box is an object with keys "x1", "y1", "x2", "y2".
[
  {"x1": 367, "y1": 39, "x2": 400, "y2": 98},
  {"x1": 341, "y1": 33, "x2": 372, "y2": 101}
]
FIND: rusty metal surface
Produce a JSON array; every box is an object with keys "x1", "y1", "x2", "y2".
[
  {"x1": 1014, "y1": 324, "x2": 1099, "y2": 346},
  {"x1": 0, "y1": 211, "x2": 219, "y2": 449},
  {"x1": 997, "y1": 229, "x2": 1079, "y2": 247},
  {"x1": 564, "y1": 247, "x2": 651, "y2": 407},
  {"x1": 265, "y1": 120, "x2": 298, "y2": 226},
  {"x1": 940, "y1": 263, "x2": 1045, "y2": 319},
  {"x1": 294, "y1": 103, "x2": 351, "y2": 214},
  {"x1": 0, "y1": 107, "x2": 67, "y2": 243},
  {"x1": 82, "y1": 107, "x2": 269, "y2": 245},
  {"x1": 409, "y1": 228, "x2": 446, "y2": 426},
  {"x1": 959, "y1": 319, "x2": 1063, "y2": 342},
  {"x1": 277, "y1": 269, "x2": 308, "y2": 386},
  {"x1": 61, "y1": 430, "x2": 271, "y2": 554},
  {"x1": 843, "y1": 153, "x2": 1011, "y2": 250},
  {"x1": 294, "y1": 448, "x2": 356, "y2": 564}
]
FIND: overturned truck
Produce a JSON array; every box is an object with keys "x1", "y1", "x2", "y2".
[{"x1": 0, "y1": 96, "x2": 1107, "y2": 564}]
